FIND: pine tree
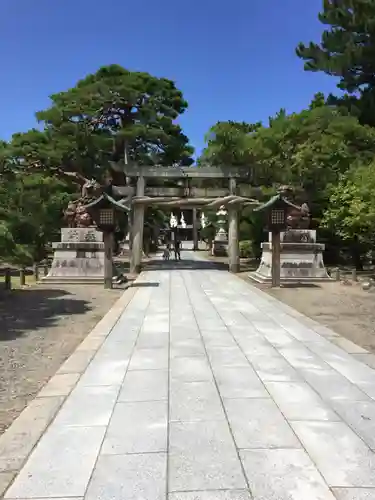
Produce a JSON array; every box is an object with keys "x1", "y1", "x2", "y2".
[{"x1": 296, "y1": 0, "x2": 375, "y2": 125}]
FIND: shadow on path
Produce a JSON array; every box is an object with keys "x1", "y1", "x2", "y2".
[
  {"x1": 144, "y1": 258, "x2": 229, "y2": 272},
  {"x1": 130, "y1": 281, "x2": 160, "y2": 288},
  {"x1": 0, "y1": 288, "x2": 91, "y2": 341},
  {"x1": 258, "y1": 282, "x2": 321, "y2": 289}
]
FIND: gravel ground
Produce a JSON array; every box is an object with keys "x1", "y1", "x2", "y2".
[{"x1": 0, "y1": 284, "x2": 123, "y2": 435}]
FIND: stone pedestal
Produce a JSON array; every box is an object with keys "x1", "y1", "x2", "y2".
[
  {"x1": 43, "y1": 228, "x2": 111, "y2": 284},
  {"x1": 250, "y1": 229, "x2": 332, "y2": 283},
  {"x1": 212, "y1": 229, "x2": 228, "y2": 257}
]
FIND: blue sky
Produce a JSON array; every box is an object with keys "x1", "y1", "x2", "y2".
[{"x1": 0, "y1": 0, "x2": 338, "y2": 157}]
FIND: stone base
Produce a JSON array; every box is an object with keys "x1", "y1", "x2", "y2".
[
  {"x1": 212, "y1": 241, "x2": 228, "y2": 257},
  {"x1": 249, "y1": 230, "x2": 332, "y2": 284},
  {"x1": 249, "y1": 271, "x2": 332, "y2": 285},
  {"x1": 212, "y1": 228, "x2": 228, "y2": 257},
  {"x1": 212, "y1": 232, "x2": 228, "y2": 256},
  {"x1": 42, "y1": 276, "x2": 107, "y2": 285},
  {"x1": 43, "y1": 228, "x2": 117, "y2": 285}
]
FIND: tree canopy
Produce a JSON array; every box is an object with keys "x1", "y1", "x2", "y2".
[
  {"x1": 198, "y1": 97, "x2": 375, "y2": 264},
  {"x1": 0, "y1": 65, "x2": 193, "y2": 264},
  {"x1": 199, "y1": 104, "x2": 375, "y2": 208},
  {"x1": 198, "y1": 121, "x2": 261, "y2": 168},
  {"x1": 323, "y1": 162, "x2": 375, "y2": 244},
  {"x1": 296, "y1": 0, "x2": 375, "y2": 126},
  {"x1": 36, "y1": 65, "x2": 194, "y2": 176}
]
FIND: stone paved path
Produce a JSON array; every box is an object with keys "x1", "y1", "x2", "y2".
[{"x1": 4, "y1": 252, "x2": 375, "y2": 499}]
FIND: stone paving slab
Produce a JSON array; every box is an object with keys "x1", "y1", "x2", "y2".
[
  {"x1": 223, "y1": 397, "x2": 301, "y2": 449},
  {"x1": 240, "y1": 448, "x2": 336, "y2": 500},
  {"x1": 332, "y1": 489, "x2": 375, "y2": 500},
  {"x1": 85, "y1": 453, "x2": 167, "y2": 500},
  {"x1": 118, "y1": 369, "x2": 168, "y2": 402},
  {"x1": 169, "y1": 493, "x2": 252, "y2": 500},
  {"x1": 291, "y1": 420, "x2": 375, "y2": 487},
  {"x1": 101, "y1": 400, "x2": 168, "y2": 454},
  {"x1": 3, "y1": 254, "x2": 375, "y2": 499},
  {"x1": 169, "y1": 420, "x2": 246, "y2": 492}
]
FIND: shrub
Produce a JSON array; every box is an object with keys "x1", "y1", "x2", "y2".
[{"x1": 239, "y1": 240, "x2": 253, "y2": 258}]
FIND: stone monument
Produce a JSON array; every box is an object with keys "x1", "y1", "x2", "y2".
[
  {"x1": 251, "y1": 229, "x2": 332, "y2": 283},
  {"x1": 212, "y1": 205, "x2": 228, "y2": 256},
  {"x1": 43, "y1": 227, "x2": 108, "y2": 284},
  {"x1": 250, "y1": 190, "x2": 332, "y2": 283},
  {"x1": 43, "y1": 170, "x2": 130, "y2": 285}
]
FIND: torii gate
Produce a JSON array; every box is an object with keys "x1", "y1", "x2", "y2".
[{"x1": 110, "y1": 164, "x2": 260, "y2": 274}]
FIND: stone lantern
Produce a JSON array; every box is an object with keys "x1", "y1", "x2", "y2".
[
  {"x1": 84, "y1": 193, "x2": 130, "y2": 288},
  {"x1": 212, "y1": 205, "x2": 228, "y2": 256}
]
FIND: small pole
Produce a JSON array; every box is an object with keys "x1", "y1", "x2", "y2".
[
  {"x1": 271, "y1": 230, "x2": 281, "y2": 287},
  {"x1": 103, "y1": 231, "x2": 113, "y2": 289},
  {"x1": 351, "y1": 268, "x2": 358, "y2": 282},
  {"x1": 34, "y1": 263, "x2": 39, "y2": 281},
  {"x1": 4, "y1": 269, "x2": 11, "y2": 290},
  {"x1": 19, "y1": 268, "x2": 25, "y2": 286},
  {"x1": 334, "y1": 267, "x2": 340, "y2": 281},
  {"x1": 43, "y1": 264, "x2": 48, "y2": 277}
]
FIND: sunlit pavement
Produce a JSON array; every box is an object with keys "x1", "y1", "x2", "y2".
[{"x1": 3, "y1": 251, "x2": 375, "y2": 500}]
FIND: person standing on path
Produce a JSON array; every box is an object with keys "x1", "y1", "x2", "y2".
[{"x1": 174, "y1": 240, "x2": 181, "y2": 260}]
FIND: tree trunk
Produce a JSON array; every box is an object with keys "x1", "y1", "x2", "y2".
[{"x1": 351, "y1": 238, "x2": 364, "y2": 271}]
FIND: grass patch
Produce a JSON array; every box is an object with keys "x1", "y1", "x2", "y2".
[{"x1": 0, "y1": 274, "x2": 36, "y2": 290}]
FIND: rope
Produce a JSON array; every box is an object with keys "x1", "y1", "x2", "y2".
[{"x1": 130, "y1": 195, "x2": 259, "y2": 209}]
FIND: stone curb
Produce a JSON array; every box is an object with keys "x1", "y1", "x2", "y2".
[{"x1": 0, "y1": 285, "x2": 138, "y2": 497}]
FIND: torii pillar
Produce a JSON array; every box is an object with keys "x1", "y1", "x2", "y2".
[
  {"x1": 228, "y1": 177, "x2": 240, "y2": 273},
  {"x1": 130, "y1": 176, "x2": 145, "y2": 274}
]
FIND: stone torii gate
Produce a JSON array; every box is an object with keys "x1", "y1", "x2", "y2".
[{"x1": 111, "y1": 164, "x2": 259, "y2": 274}]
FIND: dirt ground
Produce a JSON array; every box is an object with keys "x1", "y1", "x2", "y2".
[
  {"x1": 0, "y1": 284, "x2": 123, "y2": 435},
  {"x1": 201, "y1": 250, "x2": 375, "y2": 355}
]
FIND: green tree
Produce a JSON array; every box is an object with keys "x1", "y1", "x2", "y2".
[
  {"x1": 322, "y1": 161, "x2": 375, "y2": 268},
  {"x1": 199, "y1": 105, "x2": 375, "y2": 259},
  {"x1": 296, "y1": 0, "x2": 375, "y2": 126},
  {"x1": 323, "y1": 164, "x2": 372, "y2": 241},
  {"x1": 199, "y1": 121, "x2": 261, "y2": 168},
  {"x1": 0, "y1": 171, "x2": 73, "y2": 264},
  {"x1": 0, "y1": 66, "x2": 195, "y2": 262},
  {"x1": 246, "y1": 106, "x2": 375, "y2": 209},
  {"x1": 309, "y1": 92, "x2": 326, "y2": 109},
  {"x1": 36, "y1": 64, "x2": 194, "y2": 178}
]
